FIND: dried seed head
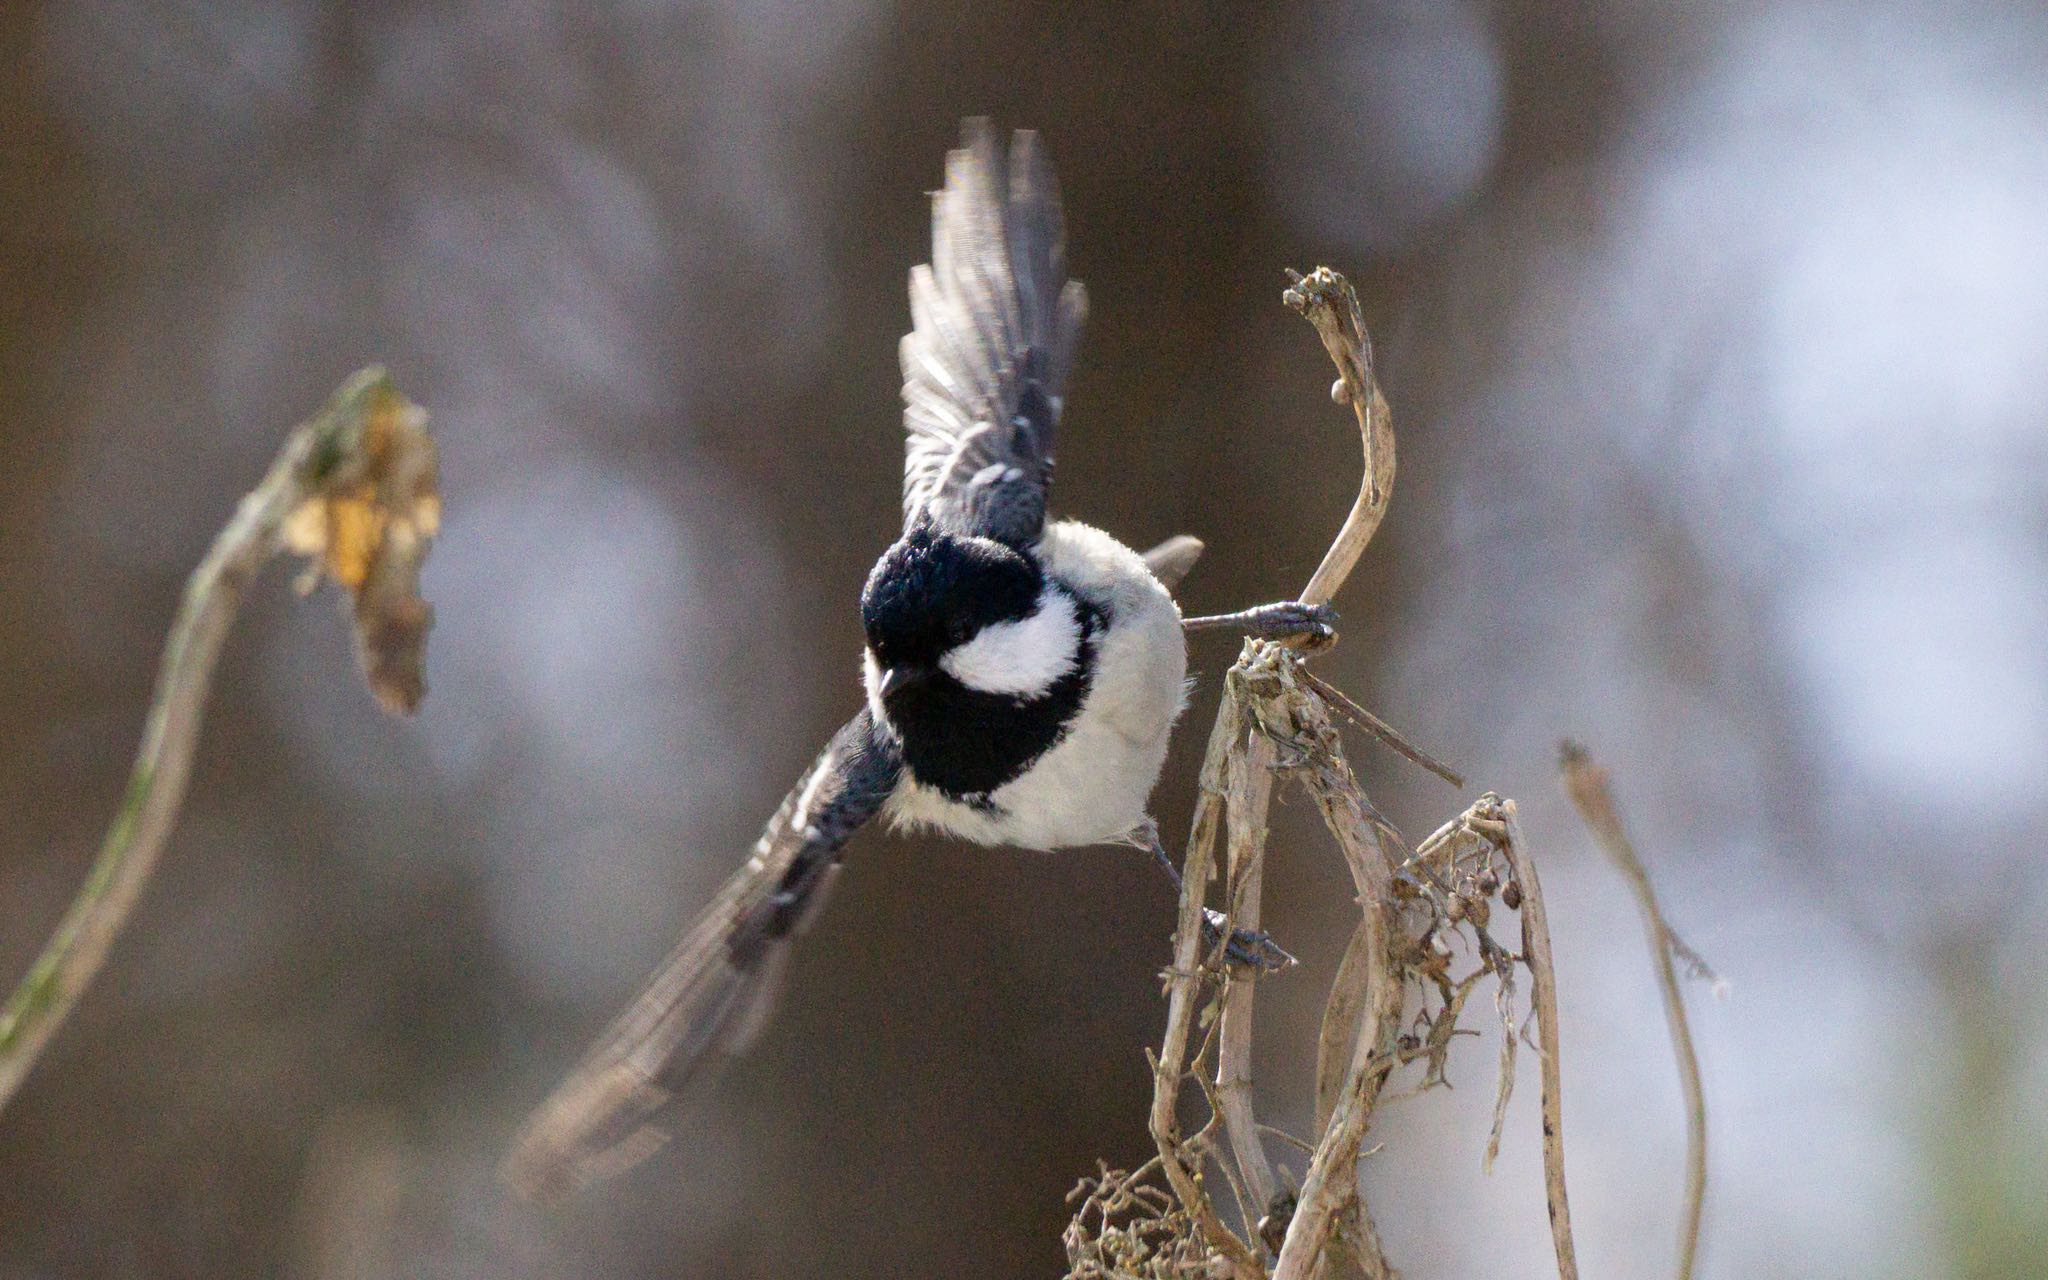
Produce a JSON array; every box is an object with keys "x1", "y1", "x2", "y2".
[
  {"x1": 1502, "y1": 880, "x2": 1524, "y2": 910},
  {"x1": 1476, "y1": 869, "x2": 1501, "y2": 896}
]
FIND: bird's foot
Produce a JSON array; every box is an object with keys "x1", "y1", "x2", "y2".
[
  {"x1": 1139, "y1": 821, "x2": 1297, "y2": 974},
  {"x1": 1202, "y1": 909, "x2": 1297, "y2": 973},
  {"x1": 1183, "y1": 600, "x2": 1338, "y2": 647}
]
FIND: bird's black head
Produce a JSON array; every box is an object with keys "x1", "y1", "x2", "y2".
[
  {"x1": 861, "y1": 522, "x2": 1100, "y2": 799},
  {"x1": 861, "y1": 524, "x2": 1042, "y2": 680}
]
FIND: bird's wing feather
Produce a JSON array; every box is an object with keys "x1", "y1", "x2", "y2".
[
  {"x1": 901, "y1": 119, "x2": 1087, "y2": 544},
  {"x1": 503, "y1": 711, "x2": 901, "y2": 1200}
]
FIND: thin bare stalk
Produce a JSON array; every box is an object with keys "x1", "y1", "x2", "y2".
[
  {"x1": 1283, "y1": 268, "x2": 1395, "y2": 611},
  {"x1": 1498, "y1": 803, "x2": 1580, "y2": 1280},
  {"x1": 1561, "y1": 741, "x2": 1708, "y2": 1280},
  {"x1": 1216, "y1": 727, "x2": 1282, "y2": 1213},
  {"x1": 1314, "y1": 922, "x2": 1372, "y2": 1134},
  {"x1": 1149, "y1": 687, "x2": 1266, "y2": 1280},
  {"x1": 1146, "y1": 265, "x2": 1398, "y2": 1280},
  {"x1": 0, "y1": 369, "x2": 437, "y2": 1119},
  {"x1": 1328, "y1": 1201, "x2": 1388, "y2": 1280},
  {"x1": 1273, "y1": 685, "x2": 1403, "y2": 1280},
  {"x1": 1297, "y1": 667, "x2": 1463, "y2": 789},
  {"x1": 1098, "y1": 265, "x2": 1586, "y2": 1280}
]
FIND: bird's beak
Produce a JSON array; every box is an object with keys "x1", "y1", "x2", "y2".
[{"x1": 877, "y1": 665, "x2": 922, "y2": 702}]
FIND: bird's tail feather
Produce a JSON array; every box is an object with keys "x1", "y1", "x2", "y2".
[{"x1": 1144, "y1": 534, "x2": 1205, "y2": 592}]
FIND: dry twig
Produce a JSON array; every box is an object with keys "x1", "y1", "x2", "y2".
[
  {"x1": 1066, "y1": 1159, "x2": 1228, "y2": 1280},
  {"x1": 1264, "y1": 657, "x2": 1403, "y2": 1280},
  {"x1": 0, "y1": 369, "x2": 438, "y2": 1118},
  {"x1": 1077, "y1": 268, "x2": 1583, "y2": 1280},
  {"x1": 1216, "y1": 726, "x2": 1283, "y2": 1214},
  {"x1": 1499, "y1": 802, "x2": 1579, "y2": 1280},
  {"x1": 1148, "y1": 688, "x2": 1268, "y2": 1280},
  {"x1": 1296, "y1": 667, "x2": 1463, "y2": 789},
  {"x1": 1157, "y1": 267, "x2": 1403, "y2": 1280},
  {"x1": 1139, "y1": 266, "x2": 1403, "y2": 1280},
  {"x1": 1561, "y1": 740, "x2": 1712, "y2": 1280},
  {"x1": 1284, "y1": 268, "x2": 1394, "y2": 611}
]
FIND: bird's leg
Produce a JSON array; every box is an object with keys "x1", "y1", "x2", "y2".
[
  {"x1": 1182, "y1": 600, "x2": 1338, "y2": 645},
  {"x1": 1136, "y1": 820, "x2": 1295, "y2": 973}
]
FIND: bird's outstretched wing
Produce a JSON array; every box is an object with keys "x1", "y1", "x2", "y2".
[
  {"x1": 503, "y1": 711, "x2": 901, "y2": 1201},
  {"x1": 900, "y1": 119, "x2": 1088, "y2": 546}
]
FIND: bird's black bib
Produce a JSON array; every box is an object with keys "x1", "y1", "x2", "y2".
[{"x1": 885, "y1": 594, "x2": 1103, "y2": 803}]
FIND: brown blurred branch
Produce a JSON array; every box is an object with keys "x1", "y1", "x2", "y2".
[
  {"x1": 0, "y1": 369, "x2": 438, "y2": 1120},
  {"x1": 1561, "y1": 740, "x2": 1712, "y2": 1280}
]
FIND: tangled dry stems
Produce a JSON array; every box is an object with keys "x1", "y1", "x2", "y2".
[
  {"x1": 1064, "y1": 269, "x2": 1579, "y2": 1280},
  {"x1": 1065, "y1": 1161, "x2": 1227, "y2": 1280}
]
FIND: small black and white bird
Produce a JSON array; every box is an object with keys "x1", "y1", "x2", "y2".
[{"x1": 505, "y1": 121, "x2": 1334, "y2": 1198}]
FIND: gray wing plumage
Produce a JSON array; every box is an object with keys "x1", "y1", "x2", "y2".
[
  {"x1": 900, "y1": 119, "x2": 1088, "y2": 545},
  {"x1": 503, "y1": 712, "x2": 901, "y2": 1201}
]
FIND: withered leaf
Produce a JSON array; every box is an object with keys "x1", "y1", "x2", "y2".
[{"x1": 283, "y1": 383, "x2": 441, "y2": 715}]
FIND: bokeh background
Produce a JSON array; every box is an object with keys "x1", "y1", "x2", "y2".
[{"x1": 2, "y1": 1, "x2": 2042, "y2": 1275}]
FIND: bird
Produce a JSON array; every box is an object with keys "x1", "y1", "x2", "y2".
[{"x1": 504, "y1": 120, "x2": 1335, "y2": 1200}]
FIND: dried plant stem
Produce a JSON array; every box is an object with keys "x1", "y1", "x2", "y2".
[
  {"x1": 1297, "y1": 667, "x2": 1463, "y2": 789},
  {"x1": 1498, "y1": 803, "x2": 1580, "y2": 1280},
  {"x1": 1216, "y1": 728, "x2": 1282, "y2": 1213},
  {"x1": 1148, "y1": 266, "x2": 1398, "y2": 1280},
  {"x1": 1116, "y1": 268, "x2": 1581, "y2": 1280},
  {"x1": 1276, "y1": 690, "x2": 1404, "y2": 1280},
  {"x1": 1560, "y1": 741, "x2": 1708, "y2": 1280},
  {"x1": 1284, "y1": 268, "x2": 1395, "y2": 611},
  {"x1": 1273, "y1": 268, "x2": 1400, "y2": 1280},
  {"x1": 1314, "y1": 921, "x2": 1373, "y2": 1134},
  {"x1": 0, "y1": 369, "x2": 431, "y2": 1119},
  {"x1": 1325, "y1": 1203, "x2": 1387, "y2": 1280},
  {"x1": 1150, "y1": 689, "x2": 1266, "y2": 1280}
]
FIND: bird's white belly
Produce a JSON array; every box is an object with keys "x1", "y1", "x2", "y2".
[{"x1": 884, "y1": 520, "x2": 1189, "y2": 850}]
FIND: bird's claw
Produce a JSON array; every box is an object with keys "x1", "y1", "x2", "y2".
[
  {"x1": 1202, "y1": 909, "x2": 1297, "y2": 973},
  {"x1": 1267, "y1": 601, "x2": 1338, "y2": 646},
  {"x1": 1183, "y1": 600, "x2": 1340, "y2": 647}
]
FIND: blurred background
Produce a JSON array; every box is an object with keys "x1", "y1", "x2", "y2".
[{"x1": 1, "y1": 0, "x2": 2042, "y2": 1275}]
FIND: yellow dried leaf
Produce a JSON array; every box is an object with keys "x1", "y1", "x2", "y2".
[{"x1": 286, "y1": 384, "x2": 440, "y2": 714}]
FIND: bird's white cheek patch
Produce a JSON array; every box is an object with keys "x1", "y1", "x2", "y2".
[{"x1": 941, "y1": 589, "x2": 1079, "y2": 697}]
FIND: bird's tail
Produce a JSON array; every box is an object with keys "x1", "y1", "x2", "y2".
[{"x1": 1143, "y1": 535, "x2": 1205, "y2": 592}]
